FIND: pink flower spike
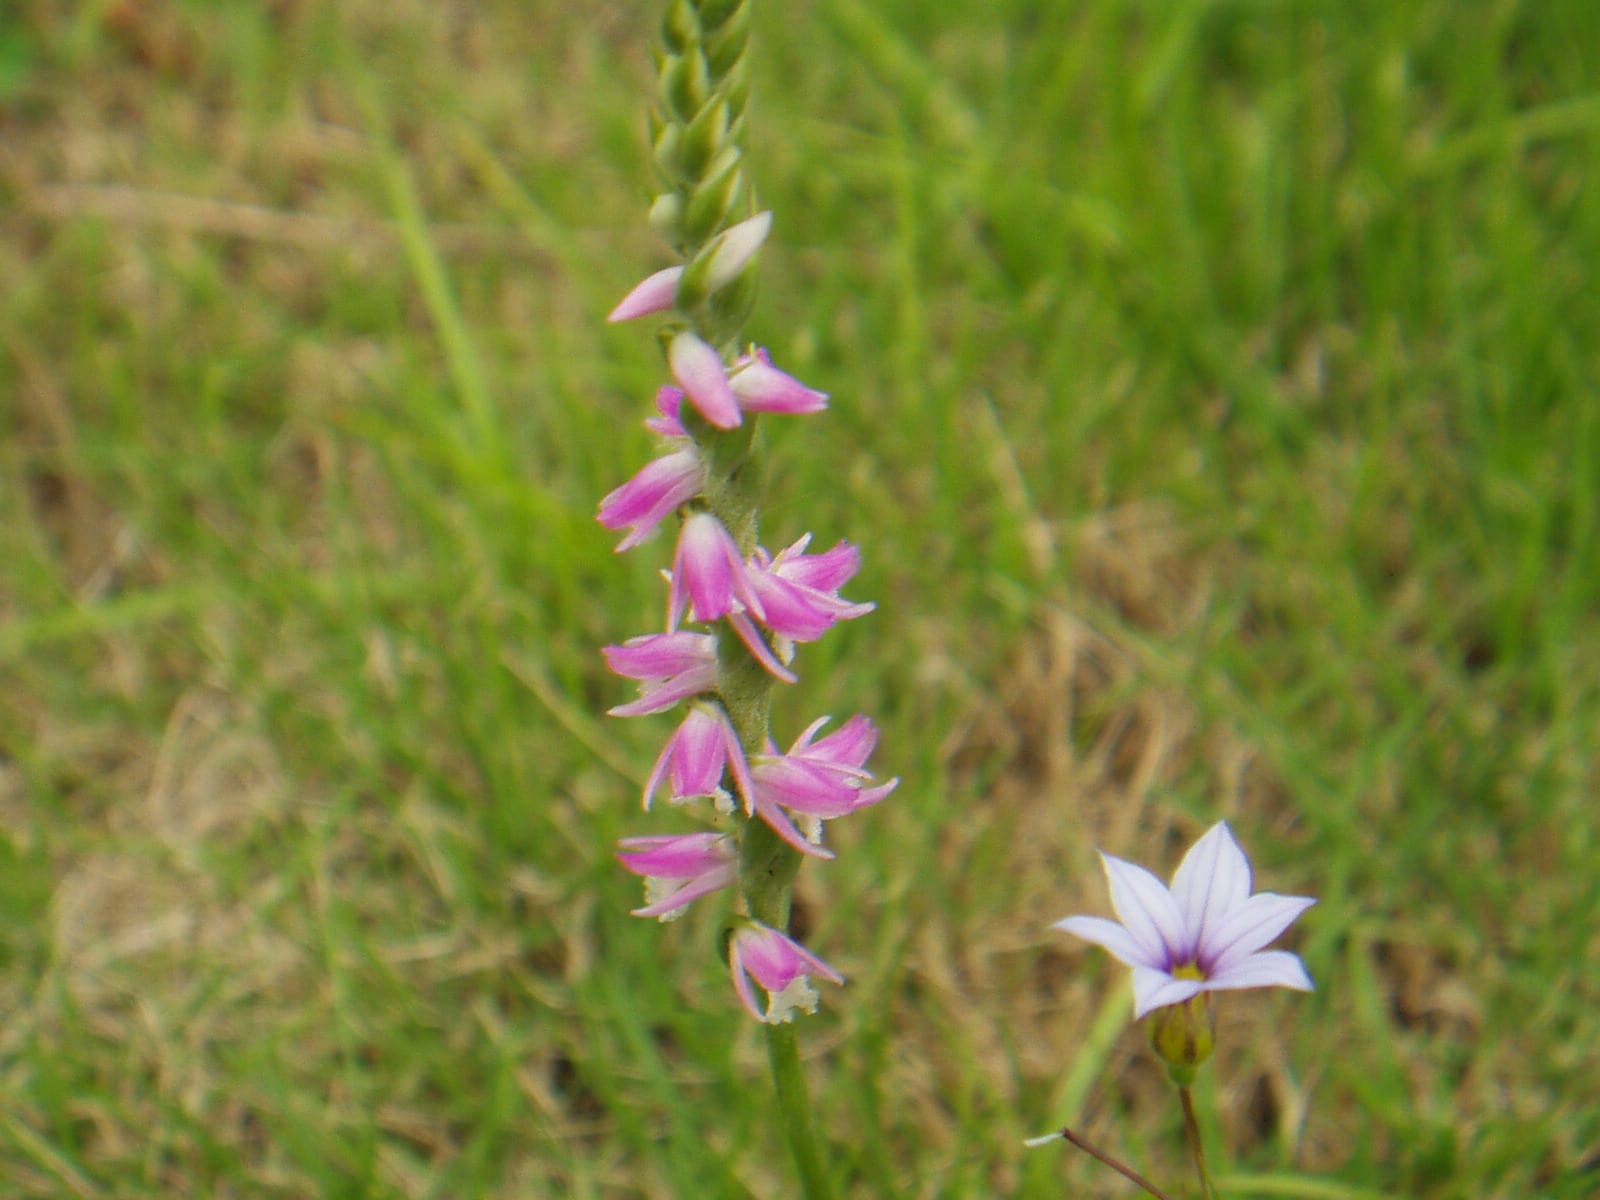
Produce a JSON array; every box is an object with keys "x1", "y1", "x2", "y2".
[
  {"x1": 608, "y1": 266, "x2": 684, "y2": 322},
  {"x1": 603, "y1": 632, "x2": 718, "y2": 717},
  {"x1": 597, "y1": 449, "x2": 702, "y2": 551},
  {"x1": 670, "y1": 332, "x2": 742, "y2": 429},
  {"x1": 729, "y1": 348, "x2": 829, "y2": 415},
  {"x1": 670, "y1": 511, "x2": 765, "y2": 627},
  {"x1": 729, "y1": 922, "x2": 845, "y2": 1023},
  {"x1": 1053, "y1": 821, "x2": 1316, "y2": 1019},
  {"x1": 642, "y1": 703, "x2": 754, "y2": 813},
  {"x1": 617, "y1": 833, "x2": 738, "y2": 920}
]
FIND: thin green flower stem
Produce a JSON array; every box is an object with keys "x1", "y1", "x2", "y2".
[
  {"x1": 765, "y1": 1022, "x2": 837, "y2": 1200},
  {"x1": 1179, "y1": 1086, "x2": 1220, "y2": 1200},
  {"x1": 1049, "y1": 1127, "x2": 1178, "y2": 1200}
]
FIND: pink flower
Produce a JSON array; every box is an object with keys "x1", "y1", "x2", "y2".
[
  {"x1": 603, "y1": 632, "x2": 718, "y2": 717},
  {"x1": 742, "y1": 534, "x2": 874, "y2": 643},
  {"x1": 616, "y1": 833, "x2": 738, "y2": 920},
  {"x1": 669, "y1": 511, "x2": 765, "y2": 626},
  {"x1": 749, "y1": 716, "x2": 898, "y2": 857},
  {"x1": 729, "y1": 922, "x2": 845, "y2": 1023},
  {"x1": 659, "y1": 344, "x2": 829, "y2": 433},
  {"x1": 666, "y1": 513, "x2": 798, "y2": 683},
  {"x1": 726, "y1": 348, "x2": 828, "y2": 415},
  {"x1": 642, "y1": 702, "x2": 754, "y2": 812},
  {"x1": 606, "y1": 213, "x2": 774, "y2": 323},
  {"x1": 607, "y1": 266, "x2": 682, "y2": 323},
  {"x1": 1053, "y1": 822, "x2": 1316, "y2": 1019},
  {"x1": 597, "y1": 448, "x2": 702, "y2": 551},
  {"x1": 670, "y1": 332, "x2": 743, "y2": 429}
]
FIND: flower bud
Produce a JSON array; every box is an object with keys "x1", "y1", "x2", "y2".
[
  {"x1": 660, "y1": 0, "x2": 697, "y2": 54},
  {"x1": 1147, "y1": 989, "x2": 1215, "y2": 1086},
  {"x1": 649, "y1": 192, "x2": 686, "y2": 245},
  {"x1": 681, "y1": 96, "x2": 729, "y2": 180}
]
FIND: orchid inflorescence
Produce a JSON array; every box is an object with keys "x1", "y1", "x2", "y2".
[{"x1": 597, "y1": 0, "x2": 893, "y2": 1027}]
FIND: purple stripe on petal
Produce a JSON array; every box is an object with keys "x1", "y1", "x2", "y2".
[
  {"x1": 1052, "y1": 915, "x2": 1161, "y2": 972},
  {"x1": 1170, "y1": 821, "x2": 1252, "y2": 960},
  {"x1": 1101, "y1": 853, "x2": 1186, "y2": 968},
  {"x1": 1203, "y1": 893, "x2": 1317, "y2": 975}
]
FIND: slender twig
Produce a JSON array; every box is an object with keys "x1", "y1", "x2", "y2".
[
  {"x1": 1028, "y1": 1127, "x2": 1179, "y2": 1200},
  {"x1": 1179, "y1": 1087, "x2": 1219, "y2": 1200}
]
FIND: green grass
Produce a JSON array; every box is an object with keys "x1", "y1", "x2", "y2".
[{"x1": 2, "y1": 0, "x2": 1597, "y2": 1196}]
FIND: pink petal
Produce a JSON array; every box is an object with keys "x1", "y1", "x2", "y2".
[
  {"x1": 670, "y1": 708, "x2": 730, "y2": 799},
  {"x1": 715, "y1": 710, "x2": 756, "y2": 812},
  {"x1": 703, "y1": 212, "x2": 773, "y2": 291},
  {"x1": 745, "y1": 569, "x2": 835, "y2": 640},
  {"x1": 772, "y1": 537, "x2": 858, "y2": 590},
  {"x1": 726, "y1": 611, "x2": 798, "y2": 683},
  {"x1": 645, "y1": 387, "x2": 687, "y2": 437},
  {"x1": 851, "y1": 777, "x2": 898, "y2": 810},
  {"x1": 597, "y1": 450, "x2": 703, "y2": 551},
  {"x1": 670, "y1": 332, "x2": 741, "y2": 429},
  {"x1": 608, "y1": 266, "x2": 683, "y2": 322},
  {"x1": 729, "y1": 940, "x2": 769, "y2": 1021},
  {"x1": 729, "y1": 356, "x2": 828, "y2": 414},
  {"x1": 602, "y1": 632, "x2": 714, "y2": 681},
  {"x1": 754, "y1": 758, "x2": 860, "y2": 817},
  {"x1": 641, "y1": 731, "x2": 677, "y2": 810},
  {"x1": 629, "y1": 858, "x2": 738, "y2": 919},
  {"x1": 673, "y1": 513, "x2": 744, "y2": 624},
  {"x1": 605, "y1": 662, "x2": 717, "y2": 717},
  {"x1": 739, "y1": 925, "x2": 843, "y2": 990},
  {"x1": 786, "y1": 934, "x2": 846, "y2": 987},
  {"x1": 796, "y1": 714, "x2": 878, "y2": 767},
  {"x1": 615, "y1": 832, "x2": 727, "y2": 874},
  {"x1": 752, "y1": 791, "x2": 835, "y2": 858}
]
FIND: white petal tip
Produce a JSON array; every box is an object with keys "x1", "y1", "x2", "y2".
[{"x1": 1023, "y1": 1133, "x2": 1062, "y2": 1149}]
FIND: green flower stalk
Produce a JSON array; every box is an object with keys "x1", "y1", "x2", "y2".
[{"x1": 599, "y1": 3, "x2": 895, "y2": 1196}]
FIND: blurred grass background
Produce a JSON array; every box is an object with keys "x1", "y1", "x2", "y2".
[{"x1": 2, "y1": 0, "x2": 1597, "y2": 1196}]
